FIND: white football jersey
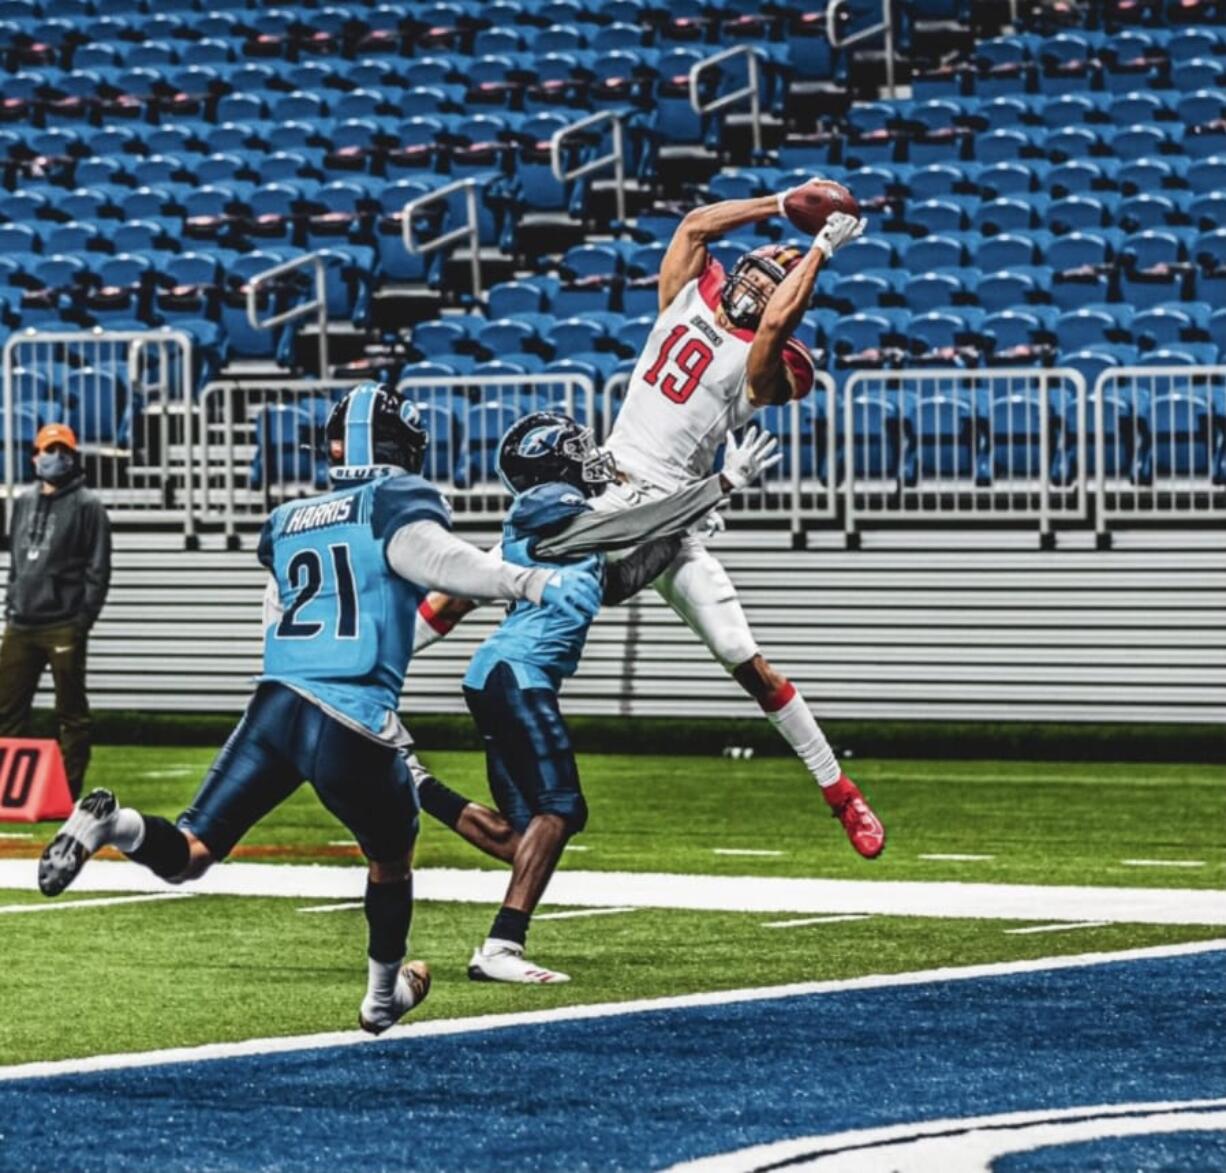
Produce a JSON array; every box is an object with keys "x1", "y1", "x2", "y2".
[{"x1": 605, "y1": 260, "x2": 814, "y2": 491}]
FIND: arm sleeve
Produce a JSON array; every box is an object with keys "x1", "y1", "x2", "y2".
[
  {"x1": 386, "y1": 521, "x2": 549, "y2": 604},
  {"x1": 81, "y1": 499, "x2": 112, "y2": 626},
  {"x1": 261, "y1": 575, "x2": 283, "y2": 631},
  {"x1": 533, "y1": 476, "x2": 725, "y2": 559},
  {"x1": 602, "y1": 536, "x2": 682, "y2": 606},
  {"x1": 256, "y1": 517, "x2": 274, "y2": 570}
]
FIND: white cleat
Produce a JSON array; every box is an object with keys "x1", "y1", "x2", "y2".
[
  {"x1": 38, "y1": 788, "x2": 119, "y2": 897},
  {"x1": 358, "y1": 960, "x2": 432, "y2": 1035},
  {"x1": 467, "y1": 938, "x2": 570, "y2": 985}
]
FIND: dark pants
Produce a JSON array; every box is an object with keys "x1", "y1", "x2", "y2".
[
  {"x1": 0, "y1": 620, "x2": 91, "y2": 798},
  {"x1": 463, "y1": 662, "x2": 588, "y2": 836},
  {"x1": 179, "y1": 682, "x2": 420, "y2": 864}
]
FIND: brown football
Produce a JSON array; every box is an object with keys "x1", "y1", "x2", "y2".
[{"x1": 781, "y1": 179, "x2": 860, "y2": 235}]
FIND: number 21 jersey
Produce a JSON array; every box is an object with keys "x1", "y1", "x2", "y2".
[{"x1": 605, "y1": 259, "x2": 815, "y2": 492}]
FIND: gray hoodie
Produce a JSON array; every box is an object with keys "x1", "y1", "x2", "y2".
[{"x1": 4, "y1": 475, "x2": 112, "y2": 629}]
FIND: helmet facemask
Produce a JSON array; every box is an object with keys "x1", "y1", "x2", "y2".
[
  {"x1": 721, "y1": 253, "x2": 788, "y2": 330},
  {"x1": 560, "y1": 425, "x2": 618, "y2": 496}
]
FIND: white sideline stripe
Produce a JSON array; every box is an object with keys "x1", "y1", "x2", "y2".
[
  {"x1": 298, "y1": 901, "x2": 363, "y2": 914},
  {"x1": 1, "y1": 938, "x2": 1222, "y2": 1084},
  {"x1": 762, "y1": 915, "x2": 872, "y2": 929},
  {"x1": 534, "y1": 906, "x2": 636, "y2": 921},
  {"x1": 2, "y1": 859, "x2": 1224, "y2": 926},
  {"x1": 712, "y1": 849, "x2": 784, "y2": 857},
  {"x1": 1122, "y1": 859, "x2": 1206, "y2": 868},
  {"x1": 0, "y1": 832, "x2": 32, "y2": 839},
  {"x1": 1004, "y1": 921, "x2": 1110, "y2": 935},
  {"x1": 667, "y1": 1099, "x2": 1226, "y2": 1172},
  {"x1": 0, "y1": 893, "x2": 192, "y2": 916},
  {"x1": 919, "y1": 853, "x2": 995, "y2": 862},
  {"x1": 326, "y1": 841, "x2": 357, "y2": 848}
]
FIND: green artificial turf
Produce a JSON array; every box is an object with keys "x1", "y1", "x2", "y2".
[
  {"x1": 15, "y1": 746, "x2": 1223, "y2": 890},
  {"x1": 1, "y1": 890, "x2": 1221, "y2": 1067}
]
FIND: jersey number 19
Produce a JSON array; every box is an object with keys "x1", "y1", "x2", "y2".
[{"x1": 642, "y1": 325, "x2": 713, "y2": 405}]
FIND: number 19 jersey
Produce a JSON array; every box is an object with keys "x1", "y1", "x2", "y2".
[
  {"x1": 605, "y1": 259, "x2": 815, "y2": 492},
  {"x1": 255, "y1": 473, "x2": 451, "y2": 737}
]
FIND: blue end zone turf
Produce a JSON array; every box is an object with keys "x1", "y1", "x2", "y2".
[
  {"x1": 997, "y1": 1132, "x2": 1226, "y2": 1171},
  {"x1": 0, "y1": 951, "x2": 1222, "y2": 1171}
]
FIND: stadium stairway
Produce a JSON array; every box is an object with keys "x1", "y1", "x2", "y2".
[{"x1": 3, "y1": 528, "x2": 1224, "y2": 725}]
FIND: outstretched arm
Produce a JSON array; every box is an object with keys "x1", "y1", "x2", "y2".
[
  {"x1": 659, "y1": 196, "x2": 780, "y2": 309},
  {"x1": 746, "y1": 212, "x2": 866, "y2": 407},
  {"x1": 535, "y1": 427, "x2": 781, "y2": 560}
]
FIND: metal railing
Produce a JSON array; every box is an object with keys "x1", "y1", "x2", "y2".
[
  {"x1": 3, "y1": 328, "x2": 195, "y2": 537},
  {"x1": 841, "y1": 369, "x2": 1087, "y2": 541},
  {"x1": 550, "y1": 110, "x2": 628, "y2": 225},
  {"x1": 402, "y1": 178, "x2": 482, "y2": 299},
  {"x1": 1094, "y1": 365, "x2": 1226, "y2": 541},
  {"x1": 197, "y1": 373, "x2": 599, "y2": 539},
  {"x1": 689, "y1": 45, "x2": 764, "y2": 155},
  {"x1": 827, "y1": 0, "x2": 898, "y2": 98},
  {"x1": 246, "y1": 252, "x2": 331, "y2": 379}
]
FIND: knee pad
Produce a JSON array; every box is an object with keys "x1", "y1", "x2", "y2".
[
  {"x1": 707, "y1": 622, "x2": 759, "y2": 671},
  {"x1": 539, "y1": 792, "x2": 588, "y2": 837}
]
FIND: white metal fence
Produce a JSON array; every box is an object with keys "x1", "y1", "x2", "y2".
[
  {"x1": 841, "y1": 369, "x2": 1089, "y2": 542},
  {"x1": 2, "y1": 327, "x2": 195, "y2": 533},
  {"x1": 1094, "y1": 366, "x2": 1226, "y2": 539},
  {"x1": 8, "y1": 355, "x2": 1225, "y2": 544}
]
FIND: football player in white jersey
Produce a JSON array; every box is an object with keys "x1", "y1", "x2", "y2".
[{"x1": 415, "y1": 195, "x2": 885, "y2": 860}]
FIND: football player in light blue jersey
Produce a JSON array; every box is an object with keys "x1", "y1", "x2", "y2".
[
  {"x1": 414, "y1": 411, "x2": 780, "y2": 984},
  {"x1": 38, "y1": 384, "x2": 602, "y2": 1033}
]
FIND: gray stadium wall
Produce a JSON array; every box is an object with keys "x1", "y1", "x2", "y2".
[{"x1": 2, "y1": 528, "x2": 1223, "y2": 761}]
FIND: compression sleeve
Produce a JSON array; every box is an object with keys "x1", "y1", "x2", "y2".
[
  {"x1": 387, "y1": 520, "x2": 550, "y2": 603},
  {"x1": 533, "y1": 476, "x2": 725, "y2": 559},
  {"x1": 602, "y1": 536, "x2": 682, "y2": 606}
]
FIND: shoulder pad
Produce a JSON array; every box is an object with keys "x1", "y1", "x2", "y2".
[
  {"x1": 371, "y1": 474, "x2": 450, "y2": 540},
  {"x1": 506, "y1": 481, "x2": 590, "y2": 538}
]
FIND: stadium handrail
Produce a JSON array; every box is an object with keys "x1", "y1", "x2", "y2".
[
  {"x1": 401, "y1": 178, "x2": 483, "y2": 300},
  {"x1": 688, "y1": 45, "x2": 765, "y2": 157},
  {"x1": 826, "y1": 0, "x2": 898, "y2": 98},
  {"x1": 246, "y1": 253, "x2": 331, "y2": 381},
  {"x1": 550, "y1": 111, "x2": 628, "y2": 225}
]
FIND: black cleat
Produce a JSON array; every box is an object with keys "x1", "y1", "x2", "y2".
[{"x1": 38, "y1": 788, "x2": 117, "y2": 897}]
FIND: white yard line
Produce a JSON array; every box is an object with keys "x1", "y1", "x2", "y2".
[
  {"x1": 534, "y1": 906, "x2": 636, "y2": 921},
  {"x1": 713, "y1": 849, "x2": 784, "y2": 857},
  {"x1": 1121, "y1": 859, "x2": 1206, "y2": 869},
  {"x1": 0, "y1": 893, "x2": 192, "y2": 916},
  {"x1": 669, "y1": 1100, "x2": 1226, "y2": 1173},
  {"x1": 297, "y1": 901, "x2": 363, "y2": 914},
  {"x1": 0, "y1": 832, "x2": 32, "y2": 839},
  {"x1": 1004, "y1": 922, "x2": 1110, "y2": 935},
  {"x1": 762, "y1": 915, "x2": 872, "y2": 929},
  {"x1": 326, "y1": 841, "x2": 358, "y2": 848},
  {"x1": 563, "y1": 845, "x2": 589, "y2": 852},
  {"x1": 1, "y1": 860, "x2": 1224, "y2": 926},
  {"x1": 919, "y1": 854, "x2": 996, "y2": 862},
  {"x1": 1, "y1": 938, "x2": 1222, "y2": 1084},
  {"x1": 135, "y1": 769, "x2": 195, "y2": 778}
]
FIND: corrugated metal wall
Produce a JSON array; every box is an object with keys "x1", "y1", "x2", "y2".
[{"x1": 3, "y1": 529, "x2": 1224, "y2": 725}]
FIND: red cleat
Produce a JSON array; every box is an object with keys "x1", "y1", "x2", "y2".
[{"x1": 822, "y1": 774, "x2": 885, "y2": 859}]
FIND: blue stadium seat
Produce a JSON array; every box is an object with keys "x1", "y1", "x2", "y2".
[
  {"x1": 916, "y1": 393, "x2": 980, "y2": 481},
  {"x1": 1151, "y1": 391, "x2": 1220, "y2": 479},
  {"x1": 461, "y1": 400, "x2": 521, "y2": 487}
]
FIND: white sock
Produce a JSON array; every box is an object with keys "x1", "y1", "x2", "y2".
[
  {"x1": 366, "y1": 957, "x2": 402, "y2": 1005},
  {"x1": 764, "y1": 689, "x2": 841, "y2": 787},
  {"x1": 110, "y1": 808, "x2": 146, "y2": 853}
]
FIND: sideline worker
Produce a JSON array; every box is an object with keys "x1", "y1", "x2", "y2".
[{"x1": 0, "y1": 423, "x2": 112, "y2": 798}]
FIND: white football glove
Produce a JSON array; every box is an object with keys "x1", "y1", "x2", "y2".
[
  {"x1": 721, "y1": 425, "x2": 782, "y2": 491},
  {"x1": 700, "y1": 510, "x2": 726, "y2": 540},
  {"x1": 812, "y1": 212, "x2": 867, "y2": 260},
  {"x1": 775, "y1": 177, "x2": 828, "y2": 218}
]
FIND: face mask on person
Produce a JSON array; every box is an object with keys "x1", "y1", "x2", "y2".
[{"x1": 34, "y1": 450, "x2": 76, "y2": 485}]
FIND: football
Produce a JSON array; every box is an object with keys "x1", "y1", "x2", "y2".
[{"x1": 781, "y1": 179, "x2": 860, "y2": 235}]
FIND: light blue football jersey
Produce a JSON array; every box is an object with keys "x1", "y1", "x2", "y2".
[
  {"x1": 465, "y1": 482, "x2": 603, "y2": 693},
  {"x1": 257, "y1": 473, "x2": 450, "y2": 735}
]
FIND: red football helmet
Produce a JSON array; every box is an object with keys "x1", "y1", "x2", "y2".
[{"x1": 721, "y1": 243, "x2": 805, "y2": 330}]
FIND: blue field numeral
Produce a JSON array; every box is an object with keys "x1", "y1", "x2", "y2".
[{"x1": 276, "y1": 544, "x2": 359, "y2": 640}]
